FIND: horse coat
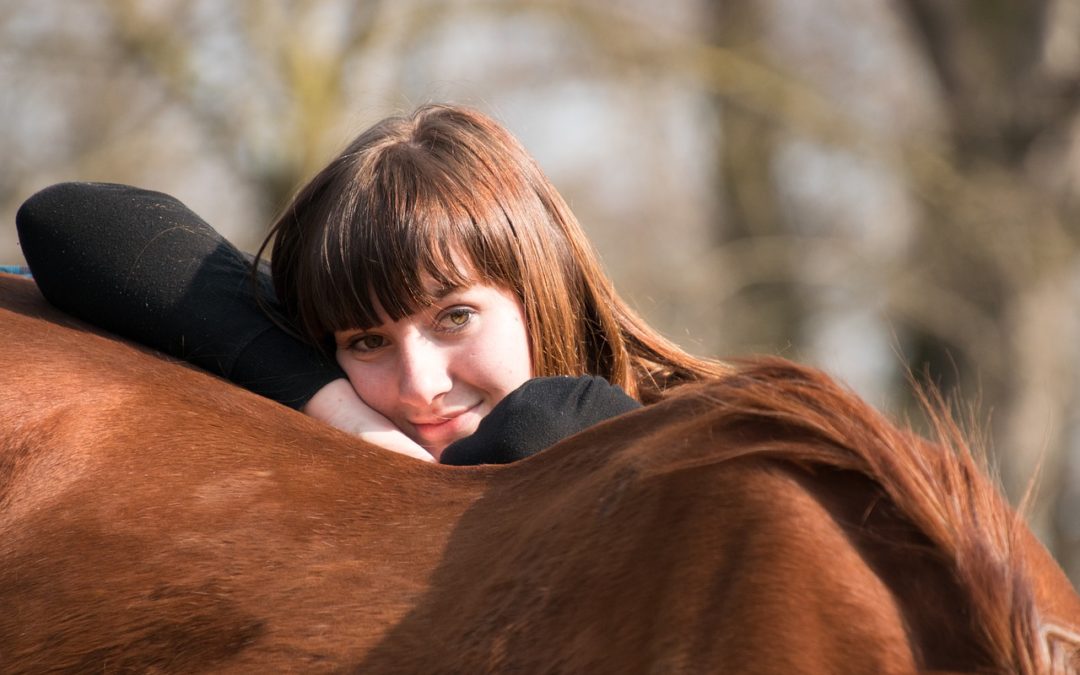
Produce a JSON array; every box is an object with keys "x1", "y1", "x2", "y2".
[{"x1": 1, "y1": 273, "x2": 1078, "y2": 673}]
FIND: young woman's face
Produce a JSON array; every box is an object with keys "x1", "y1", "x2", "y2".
[{"x1": 335, "y1": 283, "x2": 533, "y2": 459}]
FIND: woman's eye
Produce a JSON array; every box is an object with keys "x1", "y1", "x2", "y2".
[
  {"x1": 438, "y1": 307, "x2": 475, "y2": 330},
  {"x1": 350, "y1": 334, "x2": 386, "y2": 352}
]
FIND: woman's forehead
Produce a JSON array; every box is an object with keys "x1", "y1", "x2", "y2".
[
  {"x1": 327, "y1": 230, "x2": 512, "y2": 332},
  {"x1": 362, "y1": 269, "x2": 468, "y2": 318},
  {"x1": 401, "y1": 273, "x2": 466, "y2": 306},
  {"x1": 346, "y1": 278, "x2": 516, "y2": 334},
  {"x1": 418, "y1": 246, "x2": 486, "y2": 290}
]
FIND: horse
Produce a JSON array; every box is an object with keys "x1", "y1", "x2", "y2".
[{"x1": 1, "y1": 272, "x2": 1078, "y2": 673}]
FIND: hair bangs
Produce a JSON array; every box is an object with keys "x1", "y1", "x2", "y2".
[{"x1": 303, "y1": 157, "x2": 515, "y2": 338}]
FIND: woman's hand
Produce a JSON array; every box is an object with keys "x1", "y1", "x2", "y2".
[{"x1": 303, "y1": 378, "x2": 434, "y2": 462}]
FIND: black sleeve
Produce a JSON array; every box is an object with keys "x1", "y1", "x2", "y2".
[
  {"x1": 439, "y1": 376, "x2": 642, "y2": 466},
  {"x1": 16, "y1": 182, "x2": 344, "y2": 409}
]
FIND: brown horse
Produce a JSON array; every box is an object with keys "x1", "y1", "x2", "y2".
[{"x1": 1, "y1": 272, "x2": 1078, "y2": 673}]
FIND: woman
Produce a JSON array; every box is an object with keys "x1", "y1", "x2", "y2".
[{"x1": 17, "y1": 104, "x2": 728, "y2": 463}]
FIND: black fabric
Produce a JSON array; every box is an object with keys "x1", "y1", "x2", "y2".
[
  {"x1": 16, "y1": 183, "x2": 642, "y2": 463},
  {"x1": 440, "y1": 376, "x2": 642, "y2": 465},
  {"x1": 16, "y1": 182, "x2": 342, "y2": 408}
]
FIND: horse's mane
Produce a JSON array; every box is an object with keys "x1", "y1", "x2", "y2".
[{"x1": 682, "y1": 356, "x2": 1065, "y2": 672}]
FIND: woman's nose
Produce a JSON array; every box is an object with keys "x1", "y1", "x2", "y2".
[{"x1": 396, "y1": 338, "x2": 453, "y2": 407}]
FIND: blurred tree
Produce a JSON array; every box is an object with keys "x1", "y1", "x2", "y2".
[
  {"x1": 698, "y1": 0, "x2": 1080, "y2": 579},
  {"x1": 710, "y1": 0, "x2": 808, "y2": 355},
  {"x1": 95, "y1": 0, "x2": 406, "y2": 243},
  {"x1": 895, "y1": 0, "x2": 1080, "y2": 578}
]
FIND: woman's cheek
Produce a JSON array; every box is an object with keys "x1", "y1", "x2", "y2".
[{"x1": 337, "y1": 354, "x2": 390, "y2": 415}]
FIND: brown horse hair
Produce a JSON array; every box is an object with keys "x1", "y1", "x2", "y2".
[
  {"x1": 2, "y1": 273, "x2": 1078, "y2": 670},
  {"x1": 691, "y1": 356, "x2": 1074, "y2": 673}
]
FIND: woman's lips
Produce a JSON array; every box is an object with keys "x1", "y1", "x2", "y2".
[{"x1": 408, "y1": 405, "x2": 481, "y2": 446}]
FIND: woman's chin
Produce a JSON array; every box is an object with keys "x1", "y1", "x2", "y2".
[{"x1": 417, "y1": 435, "x2": 460, "y2": 461}]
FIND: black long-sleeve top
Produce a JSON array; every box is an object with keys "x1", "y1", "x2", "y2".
[
  {"x1": 16, "y1": 183, "x2": 640, "y2": 464},
  {"x1": 17, "y1": 182, "x2": 340, "y2": 408}
]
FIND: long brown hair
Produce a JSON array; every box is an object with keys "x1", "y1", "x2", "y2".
[{"x1": 257, "y1": 104, "x2": 728, "y2": 402}]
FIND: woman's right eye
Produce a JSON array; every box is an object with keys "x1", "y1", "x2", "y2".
[{"x1": 349, "y1": 334, "x2": 387, "y2": 353}]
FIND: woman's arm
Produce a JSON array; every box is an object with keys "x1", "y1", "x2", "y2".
[
  {"x1": 17, "y1": 182, "x2": 338, "y2": 407},
  {"x1": 16, "y1": 182, "x2": 431, "y2": 460}
]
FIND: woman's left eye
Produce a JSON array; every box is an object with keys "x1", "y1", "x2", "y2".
[{"x1": 437, "y1": 307, "x2": 475, "y2": 331}]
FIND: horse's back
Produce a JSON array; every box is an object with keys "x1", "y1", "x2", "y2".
[
  {"x1": 2, "y1": 272, "x2": 1079, "y2": 673},
  {"x1": 371, "y1": 443, "x2": 919, "y2": 673},
  {"x1": 0, "y1": 274, "x2": 476, "y2": 671}
]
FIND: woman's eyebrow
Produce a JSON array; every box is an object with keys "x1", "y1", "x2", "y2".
[
  {"x1": 334, "y1": 330, "x2": 361, "y2": 345},
  {"x1": 429, "y1": 282, "x2": 465, "y2": 300}
]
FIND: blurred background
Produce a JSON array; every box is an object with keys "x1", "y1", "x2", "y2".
[{"x1": 2, "y1": 0, "x2": 1079, "y2": 585}]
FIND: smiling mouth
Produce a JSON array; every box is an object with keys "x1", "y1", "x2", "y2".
[
  {"x1": 411, "y1": 419, "x2": 454, "y2": 433},
  {"x1": 411, "y1": 412, "x2": 464, "y2": 428},
  {"x1": 409, "y1": 405, "x2": 480, "y2": 440},
  {"x1": 410, "y1": 403, "x2": 479, "y2": 426}
]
